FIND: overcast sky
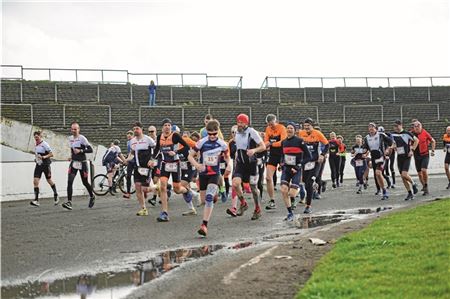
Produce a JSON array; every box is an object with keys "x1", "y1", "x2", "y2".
[{"x1": 2, "y1": 0, "x2": 449, "y2": 87}]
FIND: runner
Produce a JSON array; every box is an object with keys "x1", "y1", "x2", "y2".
[
  {"x1": 298, "y1": 118, "x2": 329, "y2": 214},
  {"x1": 153, "y1": 118, "x2": 192, "y2": 222},
  {"x1": 314, "y1": 126, "x2": 327, "y2": 199},
  {"x1": 178, "y1": 127, "x2": 199, "y2": 216},
  {"x1": 443, "y1": 126, "x2": 450, "y2": 189},
  {"x1": 188, "y1": 119, "x2": 231, "y2": 237},
  {"x1": 62, "y1": 122, "x2": 95, "y2": 210},
  {"x1": 126, "y1": 121, "x2": 156, "y2": 216},
  {"x1": 363, "y1": 122, "x2": 393, "y2": 200},
  {"x1": 227, "y1": 125, "x2": 238, "y2": 209},
  {"x1": 412, "y1": 121, "x2": 436, "y2": 195},
  {"x1": 378, "y1": 126, "x2": 394, "y2": 188},
  {"x1": 264, "y1": 114, "x2": 287, "y2": 210},
  {"x1": 391, "y1": 119, "x2": 419, "y2": 200},
  {"x1": 328, "y1": 132, "x2": 341, "y2": 188},
  {"x1": 147, "y1": 125, "x2": 159, "y2": 205},
  {"x1": 200, "y1": 114, "x2": 224, "y2": 139},
  {"x1": 102, "y1": 139, "x2": 126, "y2": 195},
  {"x1": 350, "y1": 135, "x2": 368, "y2": 194},
  {"x1": 227, "y1": 114, "x2": 266, "y2": 219},
  {"x1": 30, "y1": 131, "x2": 59, "y2": 207},
  {"x1": 337, "y1": 135, "x2": 347, "y2": 185},
  {"x1": 256, "y1": 131, "x2": 268, "y2": 202},
  {"x1": 280, "y1": 122, "x2": 311, "y2": 221},
  {"x1": 123, "y1": 130, "x2": 135, "y2": 199}
]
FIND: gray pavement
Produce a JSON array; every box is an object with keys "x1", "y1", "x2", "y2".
[{"x1": 1, "y1": 175, "x2": 449, "y2": 287}]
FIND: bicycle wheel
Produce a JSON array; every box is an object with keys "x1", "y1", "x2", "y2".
[
  {"x1": 118, "y1": 173, "x2": 136, "y2": 194},
  {"x1": 92, "y1": 174, "x2": 109, "y2": 196}
]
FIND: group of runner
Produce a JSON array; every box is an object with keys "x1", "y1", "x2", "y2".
[{"x1": 31, "y1": 115, "x2": 450, "y2": 237}]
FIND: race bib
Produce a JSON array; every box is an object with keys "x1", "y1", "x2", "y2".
[
  {"x1": 304, "y1": 161, "x2": 315, "y2": 171},
  {"x1": 180, "y1": 161, "x2": 188, "y2": 170},
  {"x1": 35, "y1": 155, "x2": 43, "y2": 166},
  {"x1": 72, "y1": 161, "x2": 82, "y2": 170},
  {"x1": 355, "y1": 159, "x2": 364, "y2": 167},
  {"x1": 138, "y1": 167, "x2": 149, "y2": 176},
  {"x1": 250, "y1": 175, "x2": 259, "y2": 185},
  {"x1": 397, "y1": 146, "x2": 405, "y2": 155},
  {"x1": 284, "y1": 154, "x2": 296, "y2": 166},
  {"x1": 257, "y1": 158, "x2": 263, "y2": 166},
  {"x1": 220, "y1": 162, "x2": 226, "y2": 170},
  {"x1": 446, "y1": 147, "x2": 450, "y2": 153},
  {"x1": 374, "y1": 157, "x2": 384, "y2": 164},
  {"x1": 165, "y1": 162, "x2": 178, "y2": 172},
  {"x1": 203, "y1": 153, "x2": 219, "y2": 166}
]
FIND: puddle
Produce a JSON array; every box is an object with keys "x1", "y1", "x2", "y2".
[
  {"x1": 296, "y1": 215, "x2": 349, "y2": 229},
  {"x1": 1, "y1": 242, "x2": 254, "y2": 299}
]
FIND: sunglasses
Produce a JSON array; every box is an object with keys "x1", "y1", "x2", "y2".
[
  {"x1": 208, "y1": 132, "x2": 218, "y2": 136},
  {"x1": 148, "y1": 130, "x2": 155, "y2": 133}
]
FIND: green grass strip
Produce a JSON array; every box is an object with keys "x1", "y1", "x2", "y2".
[{"x1": 297, "y1": 199, "x2": 450, "y2": 299}]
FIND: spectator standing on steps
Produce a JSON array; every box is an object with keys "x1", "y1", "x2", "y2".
[{"x1": 148, "y1": 80, "x2": 157, "y2": 106}]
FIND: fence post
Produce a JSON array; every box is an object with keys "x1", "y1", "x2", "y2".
[
  {"x1": 249, "y1": 106, "x2": 253, "y2": 125},
  {"x1": 54, "y1": 84, "x2": 58, "y2": 103},
  {"x1": 20, "y1": 81, "x2": 23, "y2": 103},
  {"x1": 182, "y1": 107, "x2": 185, "y2": 127},
  {"x1": 427, "y1": 86, "x2": 431, "y2": 102},
  {"x1": 400, "y1": 106, "x2": 403, "y2": 123},
  {"x1": 298, "y1": 77, "x2": 301, "y2": 88},
  {"x1": 63, "y1": 104, "x2": 66, "y2": 127},
  {"x1": 409, "y1": 77, "x2": 412, "y2": 87},
  {"x1": 48, "y1": 69, "x2": 51, "y2": 81},
  {"x1": 259, "y1": 89, "x2": 262, "y2": 104},
  {"x1": 30, "y1": 104, "x2": 34, "y2": 125},
  {"x1": 381, "y1": 106, "x2": 384, "y2": 122},
  {"x1": 334, "y1": 88, "x2": 337, "y2": 103},
  {"x1": 75, "y1": 69, "x2": 78, "y2": 82},
  {"x1": 199, "y1": 88, "x2": 203, "y2": 105},
  {"x1": 101, "y1": 70, "x2": 104, "y2": 83},
  {"x1": 138, "y1": 106, "x2": 141, "y2": 122},
  {"x1": 276, "y1": 106, "x2": 279, "y2": 120},
  {"x1": 130, "y1": 84, "x2": 133, "y2": 104},
  {"x1": 278, "y1": 88, "x2": 281, "y2": 104},
  {"x1": 365, "y1": 77, "x2": 369, "y2": 87},
  {"x1": 304, "y1": 88, "x2": 307, "y2": 104},
  {"x1": 238, "y1": 89, "x2": 241, "y2": 104},
  {"x1": 343, "y1": 106, "x2": 346, "y2": 123},
  {"x1": 437, "y1": 104, "x2": 440, "y2": 121},
  {"x1": 170, "y1": 87, "x2": 173, "y2": 105},
  {"x1": 316, "y1": 106, "x2": 320, "y2": 124},
  {"x1": 108, "y1": 106, "x2": 111, "y2": 127},
  {"x1": 181, "y1": 74, "x2": 184, "y2": 87},
  {"x1": 343, "y1": 78, "x2": 346, "y2": 87},
  {"x1": 387, "y1": 77, "x2": 390, "y2": 88},
  {"x1": 321, "y1": 88, "x2": 325, "y2": 103},
  {"x1": 430, "y1": 77, "x2": 434, "y2": 87},
  {"x1": 370, "y1": 87, "x2": 373, "y2": 102},
  {"x1": 393, "y1": 87, "x2": 396, "y2": 103},
  {"x1": 97, "y1": 84, "x2": 100, "y2": 103}
]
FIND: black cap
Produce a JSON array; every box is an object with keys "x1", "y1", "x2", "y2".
[
  {"x1": 394, "y1": 119, "x2": 402, "y2": 125},
  {"x1": 303, "y1": 117, "x2": 314, "y2": 124},
  {"x1": 286, "y1": 121, "x2": 299, "y2": 129},
  {"x1": 113, "y1": 139, "x2": 120, "y2": 145},
  {"x1": 161, "y1": 118, "x2": 172, "y2": 126},
  {"x1": 133, "y1": 121, "x2": 143, "y2": 128}
]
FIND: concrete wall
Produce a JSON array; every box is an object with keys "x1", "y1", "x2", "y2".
[{"x1": 1, "y1": 118, "x2": 108, "y2": 202}]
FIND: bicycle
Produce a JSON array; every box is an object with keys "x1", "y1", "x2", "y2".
[{"x1": 92, "y1": 164, "x2": 136, "y2": 196}]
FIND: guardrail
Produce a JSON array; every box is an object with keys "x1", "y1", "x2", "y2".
[
  {"x1": 260, "y1": 76, "x2": 450, "y2": 89},
  {"x1": 0, "y1": 103, "x2": 33, "y2": 124},
  {"x1": 1, "y1": 65, "x2": 243, "y2": 88}
]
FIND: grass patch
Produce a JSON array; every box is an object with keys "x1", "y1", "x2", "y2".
[{"x1": 297, "y1": 199, "x2": 450, "y2": 299}]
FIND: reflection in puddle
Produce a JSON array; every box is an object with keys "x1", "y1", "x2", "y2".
[
  {"x1": 296, "y1": 215, "x2": 348, "y2": 229},
  {"x1": 1, "y1": 243, "x2": 254, "y2": 299}
]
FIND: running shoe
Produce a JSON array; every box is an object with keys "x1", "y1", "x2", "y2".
[
  {"x1": 314, "y1": 193, "x2": 321, "y2": 200},
  {"x1": 356, "y1": 188, "x2": 362, "y2": 194},
  {"x1": 284, "y1": 212, "x2": 294, "y2": 222},
  {"x1": 265, "y1": 200, "x2": 276, "y2": 210},
  {"x1": 182, "y1": 208, "x2": 197, "y2": 216},
  {"x1": 422, "y1": 187, "x2": 429, "y2": 196},
  {"x1": 381, "y1": 194, "x2": 389, "y2": 200},
  {"x1": 148, "y1": 195, "x2": 157, "y2": 206},
  {"x1": 88, "y1": 195, "x2": 96, "y2": 208},
  {"x1": 251, "y1": 209, "x2": 261, "y2": 220},
  {"x1": 237, "y1": 202, "x2": 249, "y2": 216},
  {"x1": 404, "y1": 193, "x2": 414, "y2": 201},
  {"x1": 299, "y1": 186, "x2": 306, "y2": 200},
  {"x1": 136, "y1": 208, "x2": 149, "y2": 216},
  {"x1": 30, "y1": 200, "x2": 40, "y2": 207},
  {"x1": 332, "y1": 183, "x2": 337, "y2": 189},
  {"x1": 375, "y1": 189, "x2": 381, "y2": 196},
  {"x1": 412, "y1": 184, "x2": 419, "y2": 195},
  {"x1": 363, "y1": 183, "x2": 368, "y2": 190},
  {"x1": 390, "y1": 184, "x2": 396, "y2": 189},
  {"x1": 54, "y1": 195, "x2": 60, "y2": 205},
  {"x1": 336, "y1": 182, "x2": 340, "y2": 188},
  {"x1": 299, "y1": 198, "x2": 306, "y2": 204},
  {"x1": 303, "y1": 206, "x2": 312, "y2": 214},
  {"x1": 62, "y1": 201, "x2": 73, "y2": 210},
  {"x1": 197, "y1": 224, "x2": 207, "y2": 237},
  {"x1": 290, "y1": 197, "x2": 297, "y2": 210},
  {"x1": 226, "y1": 207, "x2": 238, "y2": 217},
  {"x1": 157, "y1": 211, "x2": 169, "y2": 222},
  {"x1": 321, "y1": 181, "x2": 327, "y2": 193},
  {"x1": 109, "y1": 187, "x2": 115, "y2": 196},
  {"x1": 123, "y1": 193, "x2": 131, "y2": 199}
]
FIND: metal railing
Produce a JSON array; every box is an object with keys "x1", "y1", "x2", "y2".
[
  {"x1": 400, "y1": 104, "x2": 440, "y2": 122},
  {"x1": 260, "y1": 76, "x2": 450, "y2": 89},
  {"x1": 0, "y1": 103, "x2": 33, "y2": 124},
  {"x1": 1, "y1": 65, "x2": 243, "y2": 88}
]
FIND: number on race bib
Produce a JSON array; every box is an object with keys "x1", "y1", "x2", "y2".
[
  {"x1": 165, "y1": 162, "x2": 178, "y2": 172},
  {"x1": 355, "y1": 160, "x2": 364, "y2": 167},
  {"x1": 35, "y1": 155, "x2": 43, "y2": 166},
  {"x1": 138, "y1": 167, "x2": 149, "y2": 176},
  {"x1": 72, "y1": 161, "x2": 82, "y2": 170},
  {"x1": 284, "y1": 154, "x2": 296, "y2": 166},
  {"x1": 180, "y1": 161, "x2": 188, "y2": 170},
  {"x1": 220, "y1": 162, "x2": 226, "y2": 170},
  {"x1": 204, "y1": 154, "x2": 219, "y2": 166},
  {"x1": 397, "y1": 146, "x2": 405, "y2": 155},
  {"x1": 304, "y1": 161, "x2": 315, "y2": 171}
]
